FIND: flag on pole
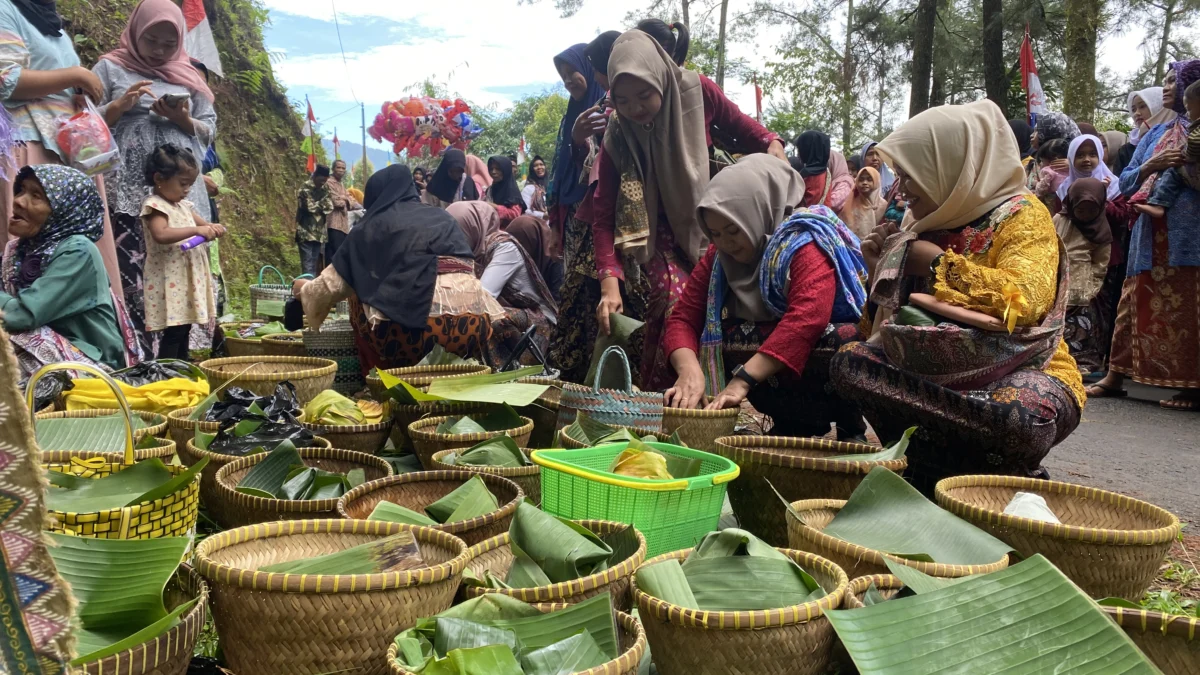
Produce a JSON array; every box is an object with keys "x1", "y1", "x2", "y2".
[
  {"x1": 305, "y1": 98, "x2": 317, "y2": 173},
  {"x1": 754, "y1": 74, "x2": 763, "y2": 123},
  {"x1": 181, "y1": 0, "x2": 223, "y2": 77},
  {"x1": 516, "y1": 138, "x2": 527, "y2": 165},
  {"x1": 333, "y1": 129, "x2": 340, "y2": 160},
  {"x1": 1020, "y1": 26, "x2": 1047, "y2": 128}
]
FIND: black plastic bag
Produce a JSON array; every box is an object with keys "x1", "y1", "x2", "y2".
[
  {"x1": 31, "y1": 371, "x2": 72, "y2": 412},
  {"x1": 209, "y1": 417, "x2": 315, "y2": 457},
  {"x1": 205, "y1": 382, "x2": 300, "y2": 423},
  {"x1": 112, "y1": 359, "x2": 206, "y2": 387}
]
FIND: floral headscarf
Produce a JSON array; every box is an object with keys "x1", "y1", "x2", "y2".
[
  {"x1": 1035, "y1": 112, "x2": 1080, "y2": 145},
  {"x1": 1170, "y1": 59, "x2": 1200, "y2": 113},
  {"x1": 6, "y1": 165, "x2": 104, "y2": 290}
]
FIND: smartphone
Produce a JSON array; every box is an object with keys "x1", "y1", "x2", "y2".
[{"x1": 160, "y1": 93, "x2": 189, "y2": 107}]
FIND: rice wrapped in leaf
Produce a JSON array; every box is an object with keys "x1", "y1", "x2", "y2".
[
  {"x1": 367, "y1": 475, "x2": 499, "y2": 527},
  {"x1": 444, "y1": 436, "x2": 529, "y2": 469},
  {"x1": 608, "y1": 438, "x2": 672, "y2": 480},
  {"x1": 302, "y1": 389, "x2": 366, "y2": 426},
  {"x1": 259, "y1": 531, "x2": 424, "y2": 574}
]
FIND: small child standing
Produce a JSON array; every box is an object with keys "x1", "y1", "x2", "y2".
[
  {"x1": 141, "y1": 144, "x2": 226, "y2": 359},
  {"x1": 1136, "y1": 79, "x2": 1200, "y2": 219},
  {"x1": 1034, "y1": 138, "x2": 1071, "y2": 212}
]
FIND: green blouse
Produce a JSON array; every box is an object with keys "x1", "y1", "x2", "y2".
[{"x1": 0, "y1": 236, "x2": 125, "y2": 369}]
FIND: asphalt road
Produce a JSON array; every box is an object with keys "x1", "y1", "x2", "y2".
[{"x1": 1044, "y1": 382, "x2": 1200, "y2": 527}]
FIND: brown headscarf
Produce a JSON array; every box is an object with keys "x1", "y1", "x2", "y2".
[
  {"x1": 696, "y1": 154, "x2": 804, "y2": 322},
  {"x1": 1060, "y1": 177, "x2": 1113, "y2": 245},
  {"x1": 506, "y1": 215, "x2": 553, "y2": 278},
  {"x1": 446, "y1": 201, "x2": 502, "y2": 259},
  {"x1": 603, "y1": 30, "x2": 710, "y2": 265},
  {"x1": 447, "y1": 203, "x2": 558, "y2": 315},
  {"x1": 838, "y1": 167, "x2": 883, "y2": 239},
  {"x1": 1101, "y1": 130, "x2": 1128, "y2": 170}
]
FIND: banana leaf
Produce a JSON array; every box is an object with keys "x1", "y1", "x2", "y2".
[
  {"x1": 259, "y1": 531, "x2": 425, "y2": 574},
  {"x1": 824, "y1": 555, "x2": 1160, "y2": 674},
  {"x1": 45, "y1": 532, "x2": 191, "y2": 664},
  {"x1": 416, "y1": 344, "x2": 478, "y2": 367},
  {"x1": 377, "y1": 369, "x2": 443, "y2": 405},
  {"x1": 448, "y1": 436, "x2": 529, "y2": 468},
  {"x1": 883, "y1": 558, "x2": 975, "y2": 595},
  {"x1": 46, "y1": 457, "x2": 208, "y2": 513},
  {"x1": 302, "y1": 389, "x2": 365, "y2": 426},
  {"x1": 608, "y1": 440, "x2": 672, "y2": 480},
  {"x1": 436, "y1": 416, "x2": 488, "y2": 435},
  {"x1": 828, "y1": 426, "x2": 917, "y2": 461},
  {"x1": 348, "y1": 468, "x2": 366, "y2": 487},
  {"x1": 188, "y1": 362, "x2": 261, "y2": 420},
  {"x1": 235, "y1": 441, "x2": 303, "y2": 498},
  {"x1": 600, "y1": 525, "x2": 641, "y2": 566},
  {"x1": 253, "y1": 321, "x2": 288, "y2": 337},
  {"x1": 688, "y1": 528, "x2": 793, "y2": 562},
  {"x1": 595, "y1": 428, "x2": 641, "y2": 445},
  {"x1": 503, "y1": 502, "x2": 613, "y2": 586},
  {"x1": 563, "y1": 412, "x2": 619, "y2": 446},
  {"x1": 820, "y1": 466, "x2": 1011, "y2": 565},
  {"x1": 426, "y1": 366, "x2": 549, "y2": 406},
  {"x1": 425, "y1": 645, "x2": 524, "y2": 675},
  {"x1": 862, "y1": 582, "x2": 889, "y2": 606},
  {"x1": 434, "y1": 619, "x2": 521, "y2": 658},
  {"x1": 520, "y1": 631, "x2": 608, "y2": 675},
  {"x1": 437, "y1": 404, "x2": 526, "y2": 435},
  {"x1": 369, "y1": 501, "x2": 439, "y2": 527},
  {"x1": 895, "y1": 305, "x2": 939, "y2": 326},
  {"x1": 682, "y1": 557, "x2": 825, "y2": 611},
  {"x1": 634, "y1": 559, "x2": 698, "y2": 609},
  {"x1": 194, "y1": 429, "x2": 215, "y2": 449},
  {"x1": 425, "y1": 475, "x2": 499, "y2": 523},
  {"x1": 35, "y1": 414, "x2": 147, "y2": 453}
]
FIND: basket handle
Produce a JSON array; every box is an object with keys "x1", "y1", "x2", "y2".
[
  {"x1": 258, "y1": 265, "x2": 286, "y2": 285},
  {"x1": 25, "y1": 363, "x2": 135, "y2": 466},
  {"x1": 593, "y1": 346, "x2": 633, "y2": 394},
  {"x1": 294, "y1": 273, "x2": 314, "y2": 281}
]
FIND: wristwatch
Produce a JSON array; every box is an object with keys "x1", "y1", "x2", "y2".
[{"x1": 731, "y1": 364, "x2": 760, "y2": 389}]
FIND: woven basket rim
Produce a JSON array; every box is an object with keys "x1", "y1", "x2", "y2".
[
  {"x1": 183, "y1": 437, "x2": 332, "y2": 469},
  {"x1": 714, "y1": 435, "x2": 907, "y2": 474},
  {"x1": 336, "y1": 470, "x2": 524, "y2": 536},
  {"x1": 462, "y1": 520, "x2": 647, "y2": 602},
  {"x1": 194, "y1": 519, "x2": 470, "y2": 593},
  {"x1": 843, "y1": 574, "x2": 904, "y2": 609},
  {"x1": 788, "y1": 498, "x2": 1010, "y2": 577},
  {"x1": 366, "y1": 363, "x2": 492, "y2": 385},
  {"x1": 429, "y1": 449, "x2": 540, "y2": 477},
  {"x1": 408, "y1": 416, "x2": 535, "y2": 443},
  {"x1": 662, "y1": 407, "x2": 740, "y2": 420},
  {"x1": 935, "y1": 474, "x2": 1182, "y2": 546},
  {"x1": 556, "y1": 425, "x2": 644, "y2": 450},
  {"x1": 42, "y1": 459, "x2": 200, "y2": 521},
  {"x1": 560, "y1": 381, "x2": 664, "y2": 402},
  {"x1": 198, "y1": 356, "x2": 338, "y2": 382},
  {"x1": 36, "y1": 407, "x2": 167, "y2": 425},
  {"x1": 260, "y1": 332, "x2": 305, "y2": 343},
  {"x1": 42, "y1": 435, "x2": 177, "y2": 463},
  {"x1": 632, "y1": 547, "x2": 849, "y2": 629},
  {"x1": 213, "y1": 447, "x2": 396, "y2": 513},
  {"x1": 1103, "y1": 605, "x2": 1200, "y2": 641}
]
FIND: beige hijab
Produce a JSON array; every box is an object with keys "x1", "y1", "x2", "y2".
[
  {"x1": 839, "y1": 167, "x2": 883, "y2": 239},
  {"x1": 876, "y1": 99, "x2": 1029, "y2": 234},
  {"x1": 697, "y1": 154, "x2": 803, "y2": 322},
  {"x1": 446, "y1": 201, "x2": 501, "y2": 259},
  {"x1": 603, "y1": 30, "x2": 710, "y2": 264}
]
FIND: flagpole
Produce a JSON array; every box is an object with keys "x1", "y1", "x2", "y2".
[
  {"x1": 306, "y1": 95, "x2": 316, "y2": 174},
  {"x1": 334, "y1": 127, "x2": 338, "y2": 160},
  {"x1": 361, "y1": 103, "x2": 369, "y2": 189},
  {"x1": 1024, "y1": 26, "x2": 1031, "y2": 126}
]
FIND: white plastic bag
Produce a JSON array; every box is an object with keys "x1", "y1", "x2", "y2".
[{"x1": 55, "y1": 98, "x2": 121, "y2": 176}]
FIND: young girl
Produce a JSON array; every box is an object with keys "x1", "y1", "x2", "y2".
[
  {"x1": 141, "y1": 143, "x2": 225, "y2": 359},
  {"x1": 1034, "y1": 138, "x2": 1070, "y2": 211},
  {"x1": 838, "y1": 167, "x2": 885, "y2": 239}
]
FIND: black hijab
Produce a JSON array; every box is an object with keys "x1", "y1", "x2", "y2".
[
  {"x1": 426, "y1": 148, "x2": 478, "y2": 204},
  {"x1": 332, "y1": 165, "x2": 473, "y2": 329},
  {"x1": 13, "y1": 0, "x2": 63, "y2": 37},
  {"x1": 1008, "y1": 119, "x2": 1033, "y2": 159},
  {"x1": 526, "y1": 155, "x2": 547, "y2": 187},
  {"x1": 792, "y1": 131, "x2": 831, "y2": 177},
  {"x1": 486, "y1": 156, "x2": 524, "y2": 209},
  {"x1": 585, "y1": 30, "x2": 621, "y2": 76}
]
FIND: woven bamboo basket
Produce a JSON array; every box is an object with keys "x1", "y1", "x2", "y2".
[
  {"x1": 213, "y1": 447, "x2": 395, "y2": 528},
  {"x1": 195, "y1": 519, "x2": 469, "y2": 675},
  {"x1": 661, "y1": 407, "x2": 739, "y2": 453},
  {"x1": 337, "y1": 470, "x2": 524, "y2": 547},
  {"x1": 197, "y1": 356, "x2": 337, "y2": 405},
  {"x1": 1103, "y1": 606, "x2": 1200, "y2": 675},
  {"x1": 261, "y1": 332, "x2": 307, "y2": 357},
  {"x1": 365, "y1": 363, "x2": 492, "y2": 401},
  {"x1": 386, "y1": 602, "x2": 647, "y2": 675},
  {"x1": 408, "y1": 415, "x2": 534, "y2": 470},
  {"x1": 430, "y1": 448, "x2": 541, "y2": 505},
  {"x1": 300, "y1": 403, "x2": 395, "y2": 455},
  {"x1": 935, "y1": 475, "x2": 1181, "y2": 600},
  {"x1": 42, "y1": 436, "x2": 177, "y2": 466},
  {"x1": 220, "y1": 322, "x2": 270, "y2": 358},
  {"x1": 461, "y1": 520, "x2": 646, "y2": 610},
  {"x1": 633, "y1": 548, "x2": 849, "y2": 675},
  {"x1": 74, "y1": 565, "x2": 209, "y2": 675},
  {"x1": 557, "y1": 425, "x2": 641, "y2": 450},
  {"x1": 385, "y1": 400, "x2": 493, "y2": 453},
  {"x1": 786, "y1": 498, "x2": 1010, "y2": 580},
  {"x1": 36, "y1": 408, "x2": 168, "y2": 441},
  {"x1": 714, "y1": 436, "x2": 908, "y2": 546},
  {"x1": 841, "y1": 574, "x2": 905, "y2": 609},
  {"x1": 514, "y1": 376, "x2": 563, "y2": 449},
  {"x1": 166, "y1": 407, "x2": 218, "y2": 449}
]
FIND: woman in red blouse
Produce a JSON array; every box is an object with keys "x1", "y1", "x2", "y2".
[
  {"x1": 663, "y1": 155, "x2": 868, "y2": 439},
  {"x1": 791, "y1": 130, "x2": 854, "y2": 211},
  {"x1": 593, "y1": 30, "x2": 787, "y2": 390}
]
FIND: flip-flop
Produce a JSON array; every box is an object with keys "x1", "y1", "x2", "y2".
[
  {"x1": 1160, "y1": 397, "x2": 1200, "y2": 411},
  {"x1": 1085, "y1": 383, "x2": 1127, "y2": 398}
]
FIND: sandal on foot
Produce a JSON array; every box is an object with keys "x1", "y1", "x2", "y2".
[
  {"x1": 1160, "y1": 396, "x2": 1200, "y2": 410},
  {"x1": 1086, "y1": 383, "x2": 1127, "y2": 398}
]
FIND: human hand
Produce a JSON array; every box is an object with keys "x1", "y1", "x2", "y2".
[
  {"x1": 204, "y1": 174, "x2": 219, "y2": 197},
  {"x1": 116, "y1": 79, "x2": 153, "y2": 113},
  {"x1": 1050, "y1": 159, "x2": 1070, "y2": 173},
  {"x1": 596, "y1": 276, "x2": 623, "y2": 336},
  {"x1": 572, "y1": 105, "x2": 607, "y2": 146},
  {"x1": 705, "y1": 378, "x2": 750, "y2": 410},
  {"x1": 860, "y1": 222, "x2": 898, "y2": 276},
  {"x1": 664, "y1": 364, "x2": 706, "y2": 409},
  {"x1": 1147, "y1": 150, "x2": 1186, "y2": 173},
  {"x1": 73, "y1": 67, "x2": 104, "y2": 102},
  {"x1": 767, "y1": 140, "x2": 788, "y2": 163},
  {"x1": 152, "y1": 96, "x2": 191, "y2": 128},
  {"x1": 209, "y1": 224, "x2": 227, "y2": 238},
  {"x1": 291, "y1": 278, "x2": 309, "y2": 297}
]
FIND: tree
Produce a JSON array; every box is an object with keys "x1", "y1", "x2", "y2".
[
  {"x1": 1128, "y1": 0, "x2": 1200, "y2": 84},
  {"x1": 981, "y1": 0, "x2": 1006, "y2": 110},
  {"x1": 524, "y1": 94, "x2": 570, "y2": 171},
  {"x1": 471, "y1": 91, "x2": 558, "y2": 160},
  {"x1": 1062, "y1": 0, "x2": 1104, "y2": 122},
  {"x1": 909, "y1": 0, "x2": 937, "y2": 116},
  {"x1": 348, "y1": 158, "x2": 374, "y2": 191}
]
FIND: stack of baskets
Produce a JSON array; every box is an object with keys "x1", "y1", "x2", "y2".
[
  {"x1": 198, "y1": 356, "x2": 337, "y2": 405},
  {"x1": 303, "y1": 319, "x2": 363, "y2": 395},
  {"x1": 219, "y1": 322, "x2": 269, "y2": 358},
  {"x1": 248, "y1": 265, "x2": 291, "y2": 320}
]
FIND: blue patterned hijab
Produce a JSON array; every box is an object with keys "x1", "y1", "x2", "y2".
[
  {"x1": 547, "y1": 44, "x2": 605, "y2": 209},
  {"x1": 7, "y1": 165, "x2": 104, "y2": 290}
]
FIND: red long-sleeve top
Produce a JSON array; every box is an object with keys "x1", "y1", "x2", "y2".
[
  {"x1": 662, "y1": 243, "x2": 836, "y2": 378},
  {"x1": 592, "y1": 75, "x2": 781, "y2": 281}
]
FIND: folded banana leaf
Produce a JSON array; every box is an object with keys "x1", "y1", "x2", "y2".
[
  {"x1": 416, "y1": 344, "x2": 479, "y2": 367},
  {"x1": 446, "y1": 436, "x2": 530, "y2": 469},
  {"x1": 828, "y1": 426, "x2": 916, "y2": 461},
  {"x1": 235, "y1": 441, "x2": 303, "y2": 498},
  {"x1": 436, "y1": 404, "x2": 525, "y2": 435},
  {"x1": 253, "y1": 321, "x2": 288, "y2": 337},
  {"x1": 425, "y1": 475, "x2": 500, "y2": 524},
  {"x1": 883, "y1": 558, "x2": 974, "y2": 595},
  {"x1": 35, "y1": 414, "x2": 147, "y2": 453},
  {"x1": 563, "y1": 412, "x2": 620, "y2": 446},
  {"x1": 46, "y1": 457, "x2": 209, "y2": 514},
  {"x1": 424, "y1": 644, "x2": 524, "y2": 675},
  {"x1": 303, "y1": 389, "x2": 367, "y2": 426},
  {"x1": 820, "y1": 466, "x2": 1012, "y2": 565},
  {"x1": 505, "y1": 502, "x2": 613, "y2": 586},
  {"x1": 895, "y1": 305, "x2": 939, "y2": 326},
  {"x1": 259, "y1": 531, "x2": 425, "y2": 574},
  {"x1": 519, "y1": 631, "x2": 608, "y2": 675},
  {"x1": 634, "y1": 559, "x2": 698, "y2": 609},
  {"x1": 369, "y1": 501, "x2": 439, "y2": 526},
  {"x1": 379, "y1": 366, "x2": 548, "y2": 407}
]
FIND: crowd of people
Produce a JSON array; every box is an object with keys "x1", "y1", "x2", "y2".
[{"x1": 4, "y1": 0, "x2": 1200, "y2": 491}]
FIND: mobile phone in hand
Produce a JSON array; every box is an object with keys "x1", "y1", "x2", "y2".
[{"x1": 160, "y1": 93, "x2": 189, "y2": 107}]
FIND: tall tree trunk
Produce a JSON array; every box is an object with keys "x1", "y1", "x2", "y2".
[
  {"x1": 716, "y1": 0, "x2": 729, "y2": 87},
  {"x1": 909, "y1": 0, "x2": 937, "y2": 117},
  {"x1": 681, "y1": 0, "x2": 690, "y2": 28},
  {"x1": 1063, "y1": 0, "x2": 1102, "y2": 123},
  {"x1": 842, "y1": 0, "x2": 855, "y2": 148},
  {"x1": 1154, "y1": 0, "x2": 1176, "y2": 84},
  {"x1": 981, "y1": 0, "x2": 1006, "y2": 114}
]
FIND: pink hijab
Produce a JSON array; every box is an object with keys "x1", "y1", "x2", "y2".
[
  {"x1": 99, "y1": 0, "x2": 215, "y2": 102},
  {"x1": 466, "y1": 155, "x2": 492, "y2": 194}
]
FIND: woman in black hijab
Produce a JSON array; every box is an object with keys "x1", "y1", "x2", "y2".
[
  {"x1": 295, "y1": 164, "x2": 503, "y2": 370},
  {"x1": 422, "y1": 148, "x2": 479, "y2": 208},
  {"x1": 484, "y1": 155, "x2": 526, "y2": 226}
]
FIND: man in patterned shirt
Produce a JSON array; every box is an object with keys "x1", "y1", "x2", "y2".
[{"x1": 296, "y1": 164, "x2": 333, "y2": 275}]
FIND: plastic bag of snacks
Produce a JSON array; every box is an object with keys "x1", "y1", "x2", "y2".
[{"x1": 55, "y1": 98, "x2": 120, "y2": 175}]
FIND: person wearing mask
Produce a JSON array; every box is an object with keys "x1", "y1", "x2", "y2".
[
  {"x1": 296, "y1": 164, "x2": 332, "y2": 276},
  {"x1": 791, "y1": 131, "x2": 853, "y2": 211},
  {"x1": 483, "y1": 155, "x2": 525, "y2": 226},
  {"x1": 325, "y1": 159, "x2": 361, "y2": 261},
  {"x1": 422, "y1": 148, "x2": 479, "y2": 209},
  {"x1": 522, "y1": 155, "x2": 547, "y2": 220}
]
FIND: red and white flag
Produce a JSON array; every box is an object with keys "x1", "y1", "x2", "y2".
[
  {"x1": 516, "y1": 137, "x2": 526, "y2": 165},
  {"x1": 305, "y1": 99, "x2": 317, "y2": 173},
  {"x1": 333, "y1": 130, "x2": 341, "y2": 160},
  {"x1": 754, "y1": 74, "x2": 763, "y2": 123},
  {"x1": 181, "y1": 0, "x2": 223, "y2": 78},
  {"x1": 1020, "y1": 26, "x2": 1047, "y2": 128}
]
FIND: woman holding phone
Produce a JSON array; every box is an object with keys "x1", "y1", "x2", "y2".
[{"x1": 92, "y1": 0, "x2": 217, "y2": 354}]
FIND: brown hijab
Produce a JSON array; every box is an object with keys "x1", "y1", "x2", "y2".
[
  {"x1": 506, "y1": 215, "x2": 553, "y2": 278},
  {"x1": 1061, "y1": 177, "x2": 1113, "y2": 245},
  {"x1": 446, "y1": 201, "x2": 502, "y2": 259},
  {"x1": 838, "y1": 167, "x2": 883, "y2": 239}
]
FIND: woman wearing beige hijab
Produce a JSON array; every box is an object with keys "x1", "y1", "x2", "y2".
[
  {"x1": 829, "y1": 99, "x2": 1085, "y2": 495},
  {"x1": 662, "y1": 155, "x2": 869, "y2": 439},
  {"x1": 838, "y1": 166, "x2": 885, "y2": 239}
]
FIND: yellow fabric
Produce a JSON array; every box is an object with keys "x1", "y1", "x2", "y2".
[
  {"x1": 63, "y1": 377, "x2": 209, "y2": 414},
  {"x1": 930, "y1": 198, "x2": 1086, "y2": 407}
]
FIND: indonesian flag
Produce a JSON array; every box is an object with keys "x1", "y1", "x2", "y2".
[
  {"x1": 516, "y1": 138, "x2": 526, "y2": 165},
  {"x1": 1020, "y1": 26, "x2": 1047, "y2": 128},
  {"x1": 754, "y1": 77, "x2": 763, "y2": 123},
  {"x1": 333, "y1": 130, "x2": 340, "y2": 159},
  {"x1": 181, "y1": 0, "x2": 223, "y2": 78},
  {"x1": 304, "y1": 99, "x2": 317, "y2": 173}
]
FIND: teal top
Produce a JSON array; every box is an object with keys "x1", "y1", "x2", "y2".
[{"x1": 0, "y1": 235, "x2": 125, "y2": 368}]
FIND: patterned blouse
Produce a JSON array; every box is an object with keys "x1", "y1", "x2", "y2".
[{"x1": 0, "y1": 2, "x2": 82, "y2": 160}]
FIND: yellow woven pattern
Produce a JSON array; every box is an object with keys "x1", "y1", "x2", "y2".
[
  {"x1": 841, "y1": 574, "x2": 904, "y2": 609},
  {"x1": 43, "y1": 460, "x2": 200, "y2": 539}
]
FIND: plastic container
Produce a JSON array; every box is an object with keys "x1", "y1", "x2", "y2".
[{"x1": 531, "y1": 441, "x2": 739, "y2": 557}]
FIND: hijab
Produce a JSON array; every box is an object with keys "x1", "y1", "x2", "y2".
[
  {"x1": 486, "y1": 156, "x2": 524, "y2": 209},
  {"x1": 1008, "y1": 119, "x2": 1033, "y2": 158},
  {"x1": 467, "y1": 155, "x2": 491, "y2": 190},
  {"x1": 7, "y1": 165, "x2": 105, "y2": 291},
  {"x1": 1035, "y1": 112, "x2": 1080, "y2": 145},
  {"x1": 332, "y1": 165, "x2": 473, "y2": 329},
  {"x1": 1127, "y1": 87, "x2": 1173, "y2": 145},
  {"x1": 526, "y1": 155, "x2": 547, "y2": 187},
  {"x1": 1057, "y1": 135, "x2": 1121, "y2": 201},
  {"x1": 507, "y1": 215, "x2": 554, "y2": 278},
  {"x1": 426, "y1": 149, "x2": 479, "y2": 203},
  {"x1": 585, "y1": 32, "x2": 622, "y2": 77},
  {"x1": 1061, "y1": 177, "x2": 1113, "y2": 246},
  {"x1": 98, "y1": 0, "x2": 215, "y2": 102},
  {"x1": 11, "y1": 0, "x2": 62, "y2": 38},
  {"x1": 447, "y1": 201, "x2": 502, "y2": 259},
  {"x1": 876, "y1": 99, "x2": 1028, "y2": 234},
  {"x1": 603, "y1": 30, "x2": 709, "y2": 264},
  {"x1": 793, "y1": 131, "x2": 830, "y2": 177},
  {"x1": 549, "y1": 43, "x2": 606, "y2": 208},
  {"x1": 1170, "y1": 59, "x2": 1200, "y2": 114},
  {"x1": 1077, "y1": 122, "x2": 1099, "y2": 138},
  {"x1": 1101, "y1": 130, "x2": 1128, "y2": 169},
  {"x1": 857, "y1": 140, "x2": 897, "y2": 195},
  {"x1": 839, "y1": 167, "x2": 883, "y2": 239}
]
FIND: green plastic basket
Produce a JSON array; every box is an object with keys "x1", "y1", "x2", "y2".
[{"x1": 531, "y1": 442, "x2": 740, "y2": 557}]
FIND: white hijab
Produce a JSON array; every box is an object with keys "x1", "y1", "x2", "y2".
[
  {"x1": 1057, "y1": 135, "x2": 1121, "y2": 202},
  {"x1": 1128, "y1": 87, "x2": 1176, "y2": 145}
]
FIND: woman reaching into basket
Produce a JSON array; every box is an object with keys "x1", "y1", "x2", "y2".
[
  {"x1": 292, "y1": 164, "x2": 505, "y2": 372},
  {"x1": 662, "y1": 155, "x2": 868, "y2": 439}
]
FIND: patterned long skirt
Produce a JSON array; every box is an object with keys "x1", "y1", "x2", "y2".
[
  {"x1": 640, "y1": 249, "x2": 690, "y2": 392},
  {"x1": 489, "y1": 307, "x2": 554, "y2": 368},
  {"x1": 111, "y1": 211, "x2": 152, "y2": 356},
  {"x1": 831, "y1": 341, "x2": 1081, "y2": 496},
  {"x1": 350, "y1": 297, "x2": 491, "y2": 373}
]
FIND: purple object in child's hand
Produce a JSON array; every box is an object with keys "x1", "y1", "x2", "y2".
[{"x1": 179, "y1": 235, "x2": 207, "y2": 251}]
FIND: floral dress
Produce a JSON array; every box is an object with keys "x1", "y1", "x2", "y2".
[{"x1": 140, "y1": 195, "x2": 214, "y2": 332}]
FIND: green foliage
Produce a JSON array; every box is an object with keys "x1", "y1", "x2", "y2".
[
  {"x1": 350, "y1": 157, "x2": 376, "y2": 191},
  {"x1": 524, "y1": 94, "x2": 569, "y2": 170}
]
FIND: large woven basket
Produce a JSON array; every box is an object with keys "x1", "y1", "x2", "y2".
[
  {"x1": 557, "y1": 347, "x2": 663, "y2": 434},
  {"x1": 166, "y1": 406, "x2": 218, "y2": 449},
  {"x1": 408, "y1": 415, "x2": 534, "y2": 470},
  {"x1": 213, "y1": 447, "x2": 395, "y2": 528},
  {"x1": 196, "y1": 519, "x2": 468, "y2": 675},
  {"x1": 248, "y1": 265, "x2": 291, "y2": 320},
  {"x1": 514, "y1": 376, "x2": 562, "y2": 449},
  {"x1": 714, "y1": 436, "x2": 908, "y2": 546},
  {"x1": 387, "y1": 400, "x2": 494, "y2": 453},
  {"x1": 633, "y1": 548, "x2": 849, "y2": 675},
  {"x1": 430, "y1": 448, "x2": 541, "y2": 505},
  {"x1": 935, "y1": 475, "x2": 1181, "y2": 600},
  {"x1": 36, "y1": 408, "x2": 168, "y2": 441},
  {"x1": 558, "y1": 425, "x2": 641, "y2": 450},
  {"x1": 337, "y1": 470, "x2": 524, "y2": 547},
  {"x1": 462, "y1": 520, "x2": 646, "y2": 610},
  {"x1": 787, "y1": 498, "x2": 1010, "y2": 580},
  {"x1": 198, "y1": 356, "x2": 337, "y2": 405},
  {"x1": 74, "y1": 566, "x2": 208, "y2": 675},
  {"x1": 662, "y1": 407, "x2": 738, "y2": 453},
  {"x1": 261, "y1": 332, "x2": 307, "y2": 357},
  {"x1": 220, "y1": 322, "x2": 270, "y2": 358},
  {"x1": 841, "y1": 574, "x2": 905, "y2": 609},
  {"x1": 300, "y1": 403, "x2": 395, "y2": 455},
  {"x1": 1104, "y1": 606, "x2": 1200, "y2": 675},
  {"x1": 365, "y1": 364, "x2": 492, "y2": 401},
  {"x1": 387, "y1": 602, "x2": 647, "y2": 675},
  {"x1": 304, "y1": 320, "x2": 364, "y2": 395},
  {"x1": 42, "y1": 436, "x2": 177, "y2": 467}
]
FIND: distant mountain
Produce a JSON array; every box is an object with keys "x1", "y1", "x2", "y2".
[{"x1": 321, "y1": 138, "x2": 393, "y2": 169}]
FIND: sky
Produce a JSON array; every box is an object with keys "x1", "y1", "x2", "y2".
[{"x1": 261, "y1": 0, "x2": 1167, "y2": 158}]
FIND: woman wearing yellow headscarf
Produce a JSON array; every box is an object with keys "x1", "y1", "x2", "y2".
[{"x1": 829, "y1": 99, "x2": 1085, "y2": 495}]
